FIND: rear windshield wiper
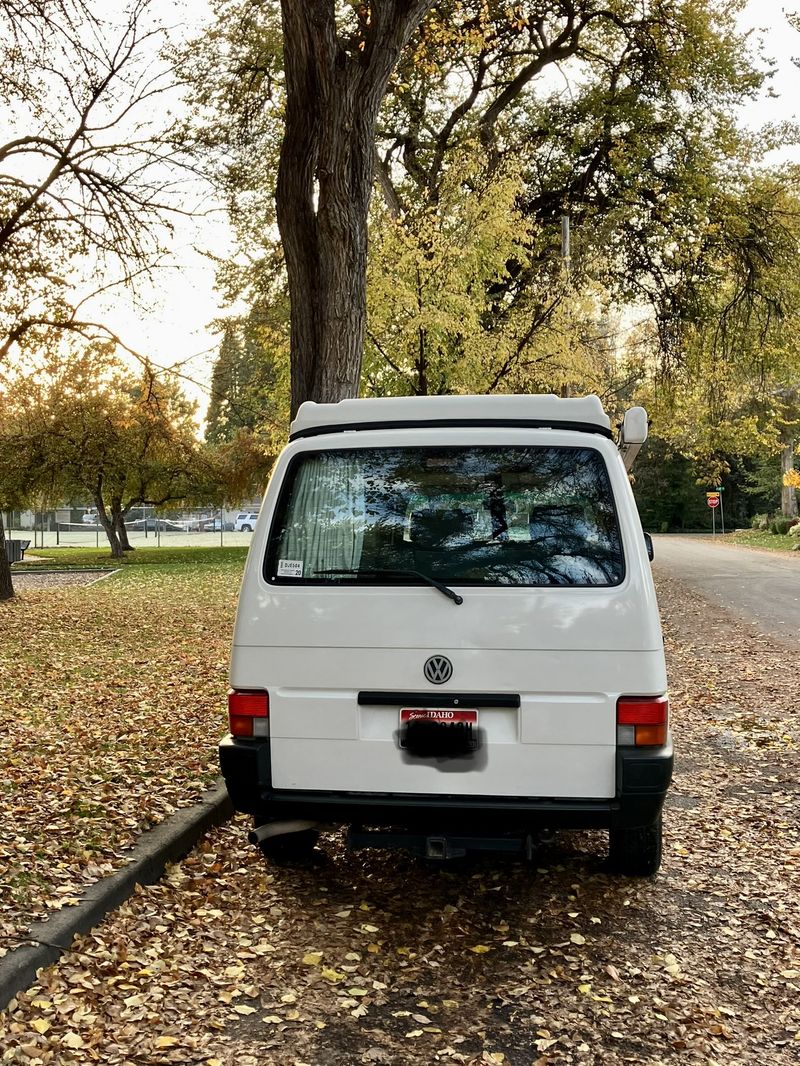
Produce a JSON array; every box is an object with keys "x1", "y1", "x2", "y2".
[{"x1": 314, "y1": 567, "x2": 463, "y2": 605}]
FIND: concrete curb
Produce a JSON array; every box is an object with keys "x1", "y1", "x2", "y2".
[{"x1": 0, "y1": 780, "x2": 233, "y2": 1011}]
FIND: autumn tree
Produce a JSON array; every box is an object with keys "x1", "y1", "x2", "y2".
[
  {"x1": 774, "y1": 387, "x2": 800, "y2": 520},
  {"x1": 194, "y1": 430, "x2": 275, "y2": 513},
  {"x1": 0, "y1": 348, "x2": 205, "y2": 560},
  {"x1": 0, "y1": 0, "x2": 192, "y2": 596}
]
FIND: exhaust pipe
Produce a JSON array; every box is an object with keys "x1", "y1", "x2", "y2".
[{"x1": 248, "y1": 819, "x2": 320, "y2": 845}]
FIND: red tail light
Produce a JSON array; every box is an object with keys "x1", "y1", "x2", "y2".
[
  {"x1": 617, "y1": 696, "x2": 668, "y2": 747},
  {"x1": 228, "y1": 690, "x2": 269, "y2": 738}
]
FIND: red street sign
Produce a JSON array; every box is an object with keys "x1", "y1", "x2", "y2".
[{"x1": 708, "y1": 497, "x2": 719, "y2": 509}]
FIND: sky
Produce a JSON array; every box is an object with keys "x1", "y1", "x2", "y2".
[
  {"x1": 90, "y1": 0, "x2": 800, "y2": 420},
  {"x1": 737, "y1": 0, "x2": 800, "y2": 146},
  {"x1": 88, "y1": 0, "x2": 223, "y2": 414}
]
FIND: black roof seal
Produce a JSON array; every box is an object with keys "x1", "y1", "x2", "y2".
[{"x1": 290, "y1": 417, "x2": 614, "y2": 441}]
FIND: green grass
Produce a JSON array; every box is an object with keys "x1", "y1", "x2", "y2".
[
  {"x1": 22, "y1": 545, "x2": 250, "y2": 568},
  {"x1": 725, "y1": 528, "x2": 799, "y2": 553}
]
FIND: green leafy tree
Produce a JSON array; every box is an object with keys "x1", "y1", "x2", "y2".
[
  {"x1": 185, "y1": 0, "x2": 774, "y2": 415},
  {"x1": 635, "y1": 175, "x2": 800, "y2": 515},
  {"x1": 205, "y1": 307, "x2": 289, "y2": 447}
]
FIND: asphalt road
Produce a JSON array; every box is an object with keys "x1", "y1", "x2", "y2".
[{"x1": 653, "y1": 535, "x2": 800, "y2": 647}]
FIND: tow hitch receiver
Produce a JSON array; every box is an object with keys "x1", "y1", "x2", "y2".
[{"x1": 347, "y1": 828, "x2": 537, "y2": 859}]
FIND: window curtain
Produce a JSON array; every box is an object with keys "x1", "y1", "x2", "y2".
[{"x1": 280, "y1": 454, "x2": 366, "y2": 574}]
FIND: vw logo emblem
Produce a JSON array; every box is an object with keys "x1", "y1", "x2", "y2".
[{"x1": 424, "y1": 655, "x2": 453, "y2": 685}]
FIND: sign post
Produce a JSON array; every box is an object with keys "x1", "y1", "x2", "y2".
[{"x1": 706, "y1": 492, "x2": 720, "y2": 536}]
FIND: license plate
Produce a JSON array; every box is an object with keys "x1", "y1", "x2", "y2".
[
  {"x1": 399, "y1": 708, "x2": 480, "y2": 756},
  {"x1": 400, "y1": 708, "x2": 478, "y2": 725}
]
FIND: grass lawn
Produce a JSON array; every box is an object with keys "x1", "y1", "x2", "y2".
[
  {"x1": 20, "y1": 545, "x2": 249, "y2": 569},
  {"x1": 0, "y1": 547, "x2": 246, "y2": 947},
  {"x1": 723, "y1": 528, "x2": 799, "y2": 553}
]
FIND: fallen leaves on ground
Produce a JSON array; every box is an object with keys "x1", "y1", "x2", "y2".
[
  {"x1": 0, "y1": 571, "x2": 798, "y2": 1064},
  {"x1": 0, "y1": 558, "x2": 241, "y2": 946}
]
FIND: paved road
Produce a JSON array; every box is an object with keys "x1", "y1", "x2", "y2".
[{"x1": 653, "y1": 535, "x2": 800, "y2": 647}]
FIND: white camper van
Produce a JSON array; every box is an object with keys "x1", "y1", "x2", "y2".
[{"x1": 220, "y1": 395, "x2": 671, "y2": 876}]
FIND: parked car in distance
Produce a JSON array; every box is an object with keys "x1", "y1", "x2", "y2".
[
  {"x1": 185, "y1": 516, "x2": 216, "y2": 531},
  {"x1": 82, "y1": 511, "x2": 98, "y2": 524},
  {"x1": 234, "y1": 512, "x2": 259, "y2": 532},
  {"x1": 127, "y1": 517, "x2": 185, "y2": 532}
]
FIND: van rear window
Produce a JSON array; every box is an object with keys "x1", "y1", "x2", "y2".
[{"x1": 266, "y1": 446, "x2": 624, "y2": 587}]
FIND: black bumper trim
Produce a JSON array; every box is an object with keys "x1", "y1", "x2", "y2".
[{"x1": 219, "y1": 736, "x2": 673, "y2": 831}]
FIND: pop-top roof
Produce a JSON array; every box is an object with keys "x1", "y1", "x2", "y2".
[{"x1": 289, "y1": 393, "x2": 612, "y2": 439}]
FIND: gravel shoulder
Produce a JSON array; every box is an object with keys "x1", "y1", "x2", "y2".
[{"x1": 1, "y1": 572, "x2": 798, "y2": 1064}]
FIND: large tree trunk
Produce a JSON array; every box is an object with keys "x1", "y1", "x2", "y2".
[
  {"x1": 277, "y1": 1, "x2": 432, "y2": 418},
  {"x1": 94, "y1": 494, "x2": 124, "y2": 559},
  {"x1": 112, "y1": 499, "x2": 134, "y2": 551},
  {"x1": 0, "y1": 512, "x2": 14, "y2": 601},
  {"x1": 781, "y1": 435, "x2": 798, "y2": 519}
]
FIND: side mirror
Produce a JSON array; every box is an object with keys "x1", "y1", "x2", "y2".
[
  {"x1": 618, "y1": 406, "x2": 648, "y2": 471},
  {"x1": 621, "y1": 407, "x2": 648, "y2": 445},
  {"x1": 643, "y1": 532, "x2": 654, "y2": 562}
]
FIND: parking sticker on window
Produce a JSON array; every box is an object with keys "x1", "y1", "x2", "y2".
[{"x1": 277, "y1": 559, "x2": 304, "y2": 578}]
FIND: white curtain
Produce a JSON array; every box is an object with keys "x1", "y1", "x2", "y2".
[{"x1": 280, "y1": 454, "x2": 366, "y2": 575}]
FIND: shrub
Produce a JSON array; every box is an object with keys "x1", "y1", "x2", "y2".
[
  {"x1": 751, "y1": 513, "x2": 770, "y2": 530},
  {"x1": 790, "y1": 521, "x2": 800, "y2": 539},
  {"x1": 770, "y1": 516, "x2": 796, "y2": 535}
]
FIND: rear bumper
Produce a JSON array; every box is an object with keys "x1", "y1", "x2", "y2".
[{"x1": 219, "y1": 735, "x2": 673, "y2": 831}]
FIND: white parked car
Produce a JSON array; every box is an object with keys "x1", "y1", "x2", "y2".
[
  {"x1": 220, "y1": 395, "x2": 671, "y2": 875},
  {"x1": 234, "y1": 512, "x2": 259, "y2": 533}
]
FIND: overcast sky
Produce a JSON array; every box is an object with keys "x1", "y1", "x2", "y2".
[
  {"x1": 97, "y1": 0, "x2": 800, "y2": 419},
  {"x1": 737, "y1": 0, "x2": 800, "y2": 143}
]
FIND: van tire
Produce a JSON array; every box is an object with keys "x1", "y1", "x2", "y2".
[
  {"x1": 608, "y1": 817, "x2": 662, "y2": 876},
  {"x1": 255, "y1": 826, "x2": 320, "y2": 864},
  {"x1": 241, "y1": 524, "x2": 252, "y2": 532}
]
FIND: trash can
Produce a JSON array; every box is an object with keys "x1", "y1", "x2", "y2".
[{"x1": 4, "y1": 539, "x2": 23, "y2": 564}]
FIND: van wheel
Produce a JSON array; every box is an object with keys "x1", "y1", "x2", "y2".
[
  {"x1": 241, "y1": 524, "x2": 252, "y2": 532},
  {"x1": 255, "y1": 825, "x2": 320, "y2": 864},
  {"x1": 608, "y1": 817, "x2": 662, "y2": 876}
]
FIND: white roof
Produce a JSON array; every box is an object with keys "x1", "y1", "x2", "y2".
[{"x1": 290, "y1": 394, "x2": 611, "y2": 437}]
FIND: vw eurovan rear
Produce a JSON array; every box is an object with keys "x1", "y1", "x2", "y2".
[{"x1": 220, "y1": 395, "x2": 672, "y2": 875}]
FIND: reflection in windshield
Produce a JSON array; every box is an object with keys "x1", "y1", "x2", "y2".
[{"x1": 270, "y1": 445, "x2": 624, "y2": 587}]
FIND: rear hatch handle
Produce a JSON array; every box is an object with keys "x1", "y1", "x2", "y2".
[{"x1": 314, "y1": 568, "x2": 464, "y2": 605}]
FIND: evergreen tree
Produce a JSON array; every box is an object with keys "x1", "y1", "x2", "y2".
[{"x1": 205, "y1": 307, "x2": 289, "y2": 445}]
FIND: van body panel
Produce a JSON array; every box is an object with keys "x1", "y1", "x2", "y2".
[
  {"x1": 230, "y1": 646, "x2": 666, "y2": 797},
  {"x1": 233, "y1": 582, "x2": 662, "y2": 652}
]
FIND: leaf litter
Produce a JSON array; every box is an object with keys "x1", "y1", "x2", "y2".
[
  {"x1": 1, "y1": 570, "x2": 799, "y2": 1063},
  {"x1": 0, "y1": 559, "x2": 241, "y2": 947}
]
